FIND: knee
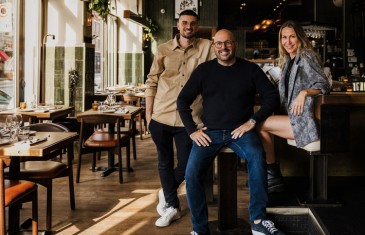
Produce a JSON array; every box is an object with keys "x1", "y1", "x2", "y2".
[{"x1": 185, "y1": 165, "x2": 202, "y2": 183}]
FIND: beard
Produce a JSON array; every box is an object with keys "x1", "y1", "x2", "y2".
[
  {"x1": 180, "y1": 30, "x2": 196, "y2": 39},
  {"x1": 216, "y1": 48, "x2": 235, "y2": 62}
]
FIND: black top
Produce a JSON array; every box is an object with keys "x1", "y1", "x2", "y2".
[
  {"x1": 177, "y1": 58, "x2": 280, "y2": 135},
  {"x1": 285, "y1": 58, "x2": 295, "y2": 98}
]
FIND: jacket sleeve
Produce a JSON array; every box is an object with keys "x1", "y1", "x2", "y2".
[{"x1": 301, "y1": 51, "x2": 331, "y2": 95}]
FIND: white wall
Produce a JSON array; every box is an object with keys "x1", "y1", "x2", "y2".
[
  {"x1": 116, "y1": 0, "x2": 144, "y2": 53},
  {"x1": 47, "y1": 0, "x2": 84, "y2": 47}
]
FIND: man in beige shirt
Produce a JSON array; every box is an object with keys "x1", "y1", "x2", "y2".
[{"x1": 145, "y1": 9, "x2": 215, "y2": 228}]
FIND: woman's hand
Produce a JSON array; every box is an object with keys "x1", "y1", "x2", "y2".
[
  {"x1": 290, "y1": 90, "x2": 307, "y2": 115},
  {"x1": 190, "y1": 127, "x2": 211, "y2": 147}
]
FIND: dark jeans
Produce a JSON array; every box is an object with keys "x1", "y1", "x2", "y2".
[
  {"x1": 185, "y1": 129, "x2": 268, "y2": 234},
  {"x1": 149, "y1": 119, "x2": 192, "y2": 209}
]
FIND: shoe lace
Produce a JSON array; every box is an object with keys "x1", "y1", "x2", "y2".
[
  {"x1": 261, "y1": 220, "x2": 278, "y2": 234},
  {"x1": 162, "y1": 207, "x2": 176, "y2": 220}
]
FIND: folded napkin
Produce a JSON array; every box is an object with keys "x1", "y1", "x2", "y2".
[
  {"x1": 115, "y1": 108, "x2": 129, "y2": 114},
  {"x1": 14, "y1": 137, "x2": 48, "y2": 147}
]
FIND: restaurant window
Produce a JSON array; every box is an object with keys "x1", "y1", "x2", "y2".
[
  {"x1": 0, "y1": 0, "x2": 17, "y2": 110},
  {"x1": 0, "y1": 0, "x2": 40, "y2": 110},
  {"x1": 106, "y1": 14, "x2": 117, "y2": 87}
]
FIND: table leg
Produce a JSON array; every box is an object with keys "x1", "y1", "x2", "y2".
[
  {"x1": 131, "y1": 117, "x2": 137, "y2": 160},
  {"x1": 8, "y1": 158, "x2": 20, "y2": 232},
  {"x1": 96, "y1": 123, "x2": 134, "y2": 177}
]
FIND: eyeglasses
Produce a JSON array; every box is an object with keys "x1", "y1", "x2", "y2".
[{"x1": 212, "y1": 40, "x2": 235, "y2": 49}]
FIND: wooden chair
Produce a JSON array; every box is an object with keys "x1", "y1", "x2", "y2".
[
  {"x1": 77, "y1": 114, "x2": 130, "y2": 184},
  {"x1": 123, "y1": 94, "x2": 147, "y2": 140},
  {"x1": 4, "y1": 123, "x2": 75, "y2": 231},
  {"x1": 0, "y1": 157, "x2": 38, "y2": 235}
]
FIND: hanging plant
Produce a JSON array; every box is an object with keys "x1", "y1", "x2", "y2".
[
  {"x1": 143, "y1": 17, "x2": 159, "y2": 41},
  {"x1": 88, "y1": 0, "x2": 113, "y2": 22}
]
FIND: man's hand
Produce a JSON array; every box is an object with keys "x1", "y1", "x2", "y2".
[
  {"x1": 231, "y1": 120, "x2": 255, "y2": 139},
  {"x1": 190, "y1": 127, "x2": 211, "y2": 147}
]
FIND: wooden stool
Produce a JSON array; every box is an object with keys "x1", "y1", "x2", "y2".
[
  {"x1": 217, "y1": 147, "x2": 238, "y2": 231},
  {"x1": 203, "y1": 147, "x2": 240, "y2": 230}
]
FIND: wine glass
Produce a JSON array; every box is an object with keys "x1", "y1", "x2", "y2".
[
  {"x1": 14, "y1": 114, "x2": 23, "y2": 128},
  {"x1": 0, "y1": 121, "x2": 6, "y2": 142},
  {"x1": 6, "y1": 114, "x2": 21, "y2": 142},
  {"x1": 5, "y1": 115, "x2": 15, "y2": 130}
]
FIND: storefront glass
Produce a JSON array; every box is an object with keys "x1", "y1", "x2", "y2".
[{"x1": 0, "y1": 0, "x2": 16, "y2": 110}]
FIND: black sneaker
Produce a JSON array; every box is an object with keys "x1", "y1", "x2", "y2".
[
  {"x1": 251, "y1": 220, "x2": 285, "y2": 235},
  {"x1": 267, "y1": 162, "x2": 285, "y2": 193}
]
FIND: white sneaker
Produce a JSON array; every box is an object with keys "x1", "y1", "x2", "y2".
[
  {"x1": 155, "y1": 206, "x2": 181, "y2": 227},
  {"x1": 156, "y1": 188, "x2": 168, "y2": 216},
  {"x1": 191, "y1": 232, "x2": 199, "y2": 235}
]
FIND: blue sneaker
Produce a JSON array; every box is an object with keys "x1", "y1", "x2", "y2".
[{"x1": 251, "y1": 220, "x2": 285, "y2": 235}]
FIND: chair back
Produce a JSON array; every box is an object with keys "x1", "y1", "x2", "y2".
[
  {"x1": 122, "y1": 94, "x2": 140, "y2": 106},
  {"x1": 0, "y1": 157, "x2": 9, "y2": 234},
  {"x1": 28, "y1": 123, "x2": 69, "y2": 132},
  {"x1": 78, "y1": 114, "x2": 124, "y2": 145},
  {"x1": 0, "y1": 156, "x2": 38, "y2": 234}
]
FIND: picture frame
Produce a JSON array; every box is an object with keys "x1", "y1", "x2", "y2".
[{"x1": 174, "y1": 0, "x2": 199, "y2": 20}]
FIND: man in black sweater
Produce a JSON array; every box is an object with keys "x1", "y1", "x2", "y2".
[{"x1": 177, "y1": 29, "x2": 284, "y2": 235}]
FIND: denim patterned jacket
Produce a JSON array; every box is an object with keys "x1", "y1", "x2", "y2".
[{"x1": 278, "y1": 49, "x2": 330, "y2": 148}]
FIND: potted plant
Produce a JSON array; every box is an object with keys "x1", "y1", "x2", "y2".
[{"x1": 88, "y1": 0, "x2": 112, "y2": 22}]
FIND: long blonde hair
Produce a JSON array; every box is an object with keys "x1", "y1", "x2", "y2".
[{"x1": 278, "y1": 20, "x2": 321, "y2": 68}]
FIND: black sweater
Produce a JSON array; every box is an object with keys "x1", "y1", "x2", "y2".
[{"x1": 177, "y1": 58, "x2": 280, "y2": 135}]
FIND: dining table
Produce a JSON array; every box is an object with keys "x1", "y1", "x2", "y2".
[
  {"x1": 77, "y1": 105, "x2": 143, "y2": 177},
  {"x1": 0, "y1": 106, "x2": 74, "y2": 123},
  {"x1": 0, "y1": 131, "x2": 78, "y2": 233}
]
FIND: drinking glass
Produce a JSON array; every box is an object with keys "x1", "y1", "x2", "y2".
[
  {"x1": 18, "y1": 126, "x2": 30, "y2": 141},
  {"x1": 14, "y1": 114, "x2": 23, "y2": 128},
  {"x1": 0, "y1": 121, "x2": 6, "y2": 141}
]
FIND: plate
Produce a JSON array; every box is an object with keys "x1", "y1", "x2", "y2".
[
  {"x1": 22, "y1": 108, "x2": 34, "y2": 112},
  {"x1": 0, "y1": 139, "x2": 11, "y2": 145},
  {"x1": 29, "y1": 130, "x2": 36, "y2": 135},
  {"x1": 102, "y1": 109, "x2": 116, "y2": 113},
  {"x1": 33, "y1": 109, "x2": 49, "y2": 113}
]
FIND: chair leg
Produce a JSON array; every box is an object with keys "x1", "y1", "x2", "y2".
[
  {"x1": 76, "y1": 151, "x2": 82, "y2": 183},
  {"x1": 32, "y1": 191, "x2": 38, "y2": 235},
  {"x1": 138, "y1": 114, "x2": 143, "y2": 140},
  {"x1": 46, "y1": 181, "x2": 52, "y2": 231},
  {"x1": 97, "y1": 151, "x2": 101, "y2": 160},
  {"x1": 126, "y1": 140, "x2": 131, "y2": 172},
  {"x1": 92, "y1": 152, "x2": 97, "y2": 172},
  {"x1": 67, "y1": 145, "x2": 76, "y2": 210},
  {"x1": 118, "y1": 148, "x2": 123, "y2": 184}
]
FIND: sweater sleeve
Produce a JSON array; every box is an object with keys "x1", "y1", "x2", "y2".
[
  {"x1": 177, "y1": 66, "x2": 202, "y2": 135},
  {"x1": 251, "y1": 65, "x2": 280, "y2": 123}
]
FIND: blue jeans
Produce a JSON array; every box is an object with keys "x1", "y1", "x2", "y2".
[
  {"x1": 149, "y1": 119, "x2": 192, "y2": 209},
  {"x1": 185, "y1": 129, "x2": 268, "y2": 233}
]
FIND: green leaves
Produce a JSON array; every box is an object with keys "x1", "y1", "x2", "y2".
[{"x1": 89, "y1": 0, "x2": 110, "y2": 22}]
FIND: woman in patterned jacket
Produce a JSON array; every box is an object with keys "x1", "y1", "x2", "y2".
[{"x1": 258, "y1": 20, "x2": 331, "y2": 193}]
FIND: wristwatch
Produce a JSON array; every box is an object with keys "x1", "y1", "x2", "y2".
[{"x1": 249, "y1": 118, "x2": 256, "y2": 125}]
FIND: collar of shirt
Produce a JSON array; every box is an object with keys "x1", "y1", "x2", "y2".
[{"x1": 172, "y1": 34, "x2": 198, "y2": 51}]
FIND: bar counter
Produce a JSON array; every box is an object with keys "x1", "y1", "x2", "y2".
[
  {"x1": 277, "y1": 91, "x2": 365, "y2": 178},
  {"x1": 317, "y1": 91, "x2": 365, "y2": 105}
]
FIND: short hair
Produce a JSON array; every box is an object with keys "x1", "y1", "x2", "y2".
[{"x1": 179, "y1": 9, "x2": 199, "y2": 20}]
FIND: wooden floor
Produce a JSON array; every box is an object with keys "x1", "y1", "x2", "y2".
[
  {"x1": 11, "y1": 131, "x2": 365, "y2": 235},
  {"x1": 16, "y1": 133, "x2": 252, "y2": 235}
]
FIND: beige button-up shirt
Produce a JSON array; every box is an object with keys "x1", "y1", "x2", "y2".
[{"x1": 145, "y1": 35, "x2": 215, "y2": 127}]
